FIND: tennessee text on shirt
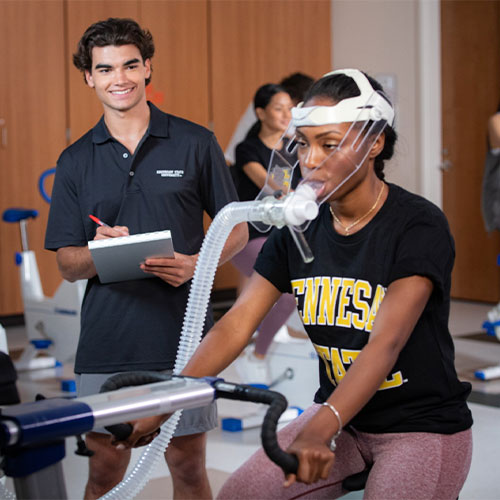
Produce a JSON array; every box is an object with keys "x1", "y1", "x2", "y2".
[
  {"x1": 291, "y1": 276, "x2": 386, "y2": 332},
  {"x1": 292, "y1": 275, "x2": 407, "y2": 391}
]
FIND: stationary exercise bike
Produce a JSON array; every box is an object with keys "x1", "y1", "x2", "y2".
[
  {"x1": 2, "y1": 168, "x2": 86, "y2": 370},
  {"x1": 0, "y1": 172, "x2": 374, "y2": 498},
  {"x1": 0, "y1": 373, "x2": 369, "y2": 499},
  {"x1": 0, "y1": 374, "x2": 294, "y2": 499}
]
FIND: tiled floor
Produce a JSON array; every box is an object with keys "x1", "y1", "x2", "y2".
[{"x1": 2, "y1": 299, "x2": 500, "y2": 499}]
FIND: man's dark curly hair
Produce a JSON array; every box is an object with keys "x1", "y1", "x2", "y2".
[{"x1": 73, "y1": 18, "x2": 155, "y2": 85}]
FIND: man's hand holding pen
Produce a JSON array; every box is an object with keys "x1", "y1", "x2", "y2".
[
  {"x1": 89, "y1": 214, "x2": 129, "y2": 239},
  {"x1": 94, "y1": 224, "x2": 130, "y2": 240}
]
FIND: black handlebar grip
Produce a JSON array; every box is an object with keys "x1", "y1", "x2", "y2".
[
  {"x1": 259, "y1": 392, "x2": 299, "y2": 475},
  {"x1": 105, "y1": 423, "x2": 134, "y2": 441},
  {"x1": 99, "y1": 371, "x2": 172, "y2": 393},
  {"x1": 213, "y1": 381, "x2": 300, "y2": 475}
]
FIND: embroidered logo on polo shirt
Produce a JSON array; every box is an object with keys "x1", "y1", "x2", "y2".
[{"x1": 156, "y1": 169, "x2": 184, "y2": 178}]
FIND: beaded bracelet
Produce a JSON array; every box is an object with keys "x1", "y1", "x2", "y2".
[{"x1": 322, "y1": 401, "x2": 343, "y2": 451}]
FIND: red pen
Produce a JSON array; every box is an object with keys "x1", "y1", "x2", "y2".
[{"x1": 89, "y1": 214, "x2": 110, "y2": 227}]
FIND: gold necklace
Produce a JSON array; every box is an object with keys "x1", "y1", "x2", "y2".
[{"x1": 329, "y1": 182, "x2": 385, "y2": 235}]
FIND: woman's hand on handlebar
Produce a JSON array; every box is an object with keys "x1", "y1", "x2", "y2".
[
  {"x1": 112, "y1": 414, "x2": 169, "y2": 450},
  {"x1": 283, "y1": 431, "x2": 335, "y2": 487}
]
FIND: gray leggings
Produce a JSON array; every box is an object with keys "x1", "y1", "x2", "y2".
[{"x1": 217, "y1": 404, "x2": 472, "y2": 500}]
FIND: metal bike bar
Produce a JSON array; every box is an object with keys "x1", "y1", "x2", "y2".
[
  {"x1": 0, "y1": 377, "x2": 214, "y2": 450},
  {"x1": 0, "y1": 375, "x2": 300, "y2": 500}
]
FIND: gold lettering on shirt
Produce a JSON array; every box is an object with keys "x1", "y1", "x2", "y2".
[
  {"x1": 313, "y1": 343, "x2": 404, "y2": 391},
  {"x1": 317, "y1": 277, "x2": 342, "y2": 325},
  {"x1": 379, "y1": 371, "x2": 404, "y2": 390},
  {"x1": 365, "y1": 284, "x2": 386, "y2": 332},
  {"x1": 337, "y1": 278, "x2": 354, "y2": 327},
  {"x1": 302, "y1": 277, "x2": 322, "y2": 325},
  {"x1": 352, "y1": 280, "x2": 371, "y2": 330},
  {"x1": 315, "y1": 344, "x2": 336, "y2": 386},
  {"x1": 291, "y1": 276, "x2": 386, "y2": 332}
]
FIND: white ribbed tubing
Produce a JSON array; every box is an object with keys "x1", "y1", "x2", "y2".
[
  {"x1": 99, "y1": 201, "x2": 257, "y2": 500},
  {"x1": 0, "y1": 480, "x2": 17, "y2": 500}
]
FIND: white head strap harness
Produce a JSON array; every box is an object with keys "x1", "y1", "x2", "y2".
[{"x1": 291, "y1": 69, "x2": 394, "y2": 128}]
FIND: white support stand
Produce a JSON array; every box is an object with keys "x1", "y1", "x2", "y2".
[
  {"x1": 475, "y1": 302, "x2": 500, "y2": 381},
  {"x1": 18, "y1": 250, "x2": 86, "y2": 367},
  {"x1": 0, "y1": 323, "x2": 8, "y2": 354}
]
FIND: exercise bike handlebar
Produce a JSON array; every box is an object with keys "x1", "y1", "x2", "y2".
[
  {"x1": 97, "y1": 373, "x2": 299, "y2": 475},
  {"x1": 0, "y1": 374, "x2": 298, "y2": 477},
  {"x1": 211, "y1": 380, "x2": 299, "y2": 475},
  {"x1": 257, "y1": 388, "x2": 299, "y2": 475},
  {"x1": 103, "y1": 379, "x2": 368, "y2": 490},
  {"x1": 211, "y1": 381, "x2": 368, "y2": 490}
]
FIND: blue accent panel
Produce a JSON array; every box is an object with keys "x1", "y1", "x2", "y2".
[
  {"x1": 61, "y1": 379, "x2": 76, "y2": 393},
  {"x1": 249, "y1": 383, "x2": 269, "y2": 390},
  {"x1": 221, "y1": 418, "x2": 243, "y2": 432},
  {"x1": 482, "y1": 320, "x2": 500, "y2": 336},
  {"x1": 290, "y1": 406, "x2": 304, "y2": 415},
  {"x1": 202, "y1": 376, "x2": 224, "y2": 386},
  {"x1": 54, "y1": 307, "x2": 78, "y2": 316},
  {"x1": 31, "y1": 339, "x2": 53, "y2": 349},
  {"x1": 497, "y1": 254, "x2": 500, "y2": 267},
  {"x1": 2, "y1": 399, "x2": 94, "y2": 447},
  {"x1": 2, "y1": 208, "x2": 38, "y2": 223},
  {"x1": 474, "y1": 370, "x2": 486, "y2": 380},
  {"x1": 39, "y1": 168, "x2": 56, "y2": 204},
  {"x1": 15, "y1": 252, "x2": 22, "y2": 266},
  {"x1": 3, "y1": 440, "x2": 66, "y2": 477}
]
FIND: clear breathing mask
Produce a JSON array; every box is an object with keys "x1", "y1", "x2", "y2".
[{"x1": 251, "y1": 68, "x2": 395, "y2": 235}]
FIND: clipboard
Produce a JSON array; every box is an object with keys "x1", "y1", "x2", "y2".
[{"x1": 88, "y1": 230, "x2": 174, "y2": 284}]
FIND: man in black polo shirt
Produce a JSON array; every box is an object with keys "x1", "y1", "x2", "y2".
[{"x1": 45, "y1": 18, "x2": 247, "y2": 499}]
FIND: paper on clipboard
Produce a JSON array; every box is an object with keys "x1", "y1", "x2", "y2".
[{"x1": 89, "y1": 230, "x2": 174, "y2": 283}]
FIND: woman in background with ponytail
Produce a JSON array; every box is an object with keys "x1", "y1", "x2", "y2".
[{"x1": 231, "y1": 83, "x2": 299, "y2": 385}]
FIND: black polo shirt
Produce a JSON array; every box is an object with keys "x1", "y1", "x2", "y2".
[{"x1": 45, "y1": 102, "x2": 239, "y2": 373}]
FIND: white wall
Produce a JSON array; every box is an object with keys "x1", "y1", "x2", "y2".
[{"x1": 331, "y1": 0, "x2": 442, "y2": 206}]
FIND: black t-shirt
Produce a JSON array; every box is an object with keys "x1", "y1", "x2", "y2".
[
  {"x1": 234, "y1": 135, "x2": 299, "y2": 240},
  {"x1": 255, "y1": 183, "x2": 472, "y2": 434},
  {"x1": 45, "y1": 103, "x2": 239, "y2": 373},
  {"x1": 0, "y1": 352, "x2": 20, "y2": 405}
]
